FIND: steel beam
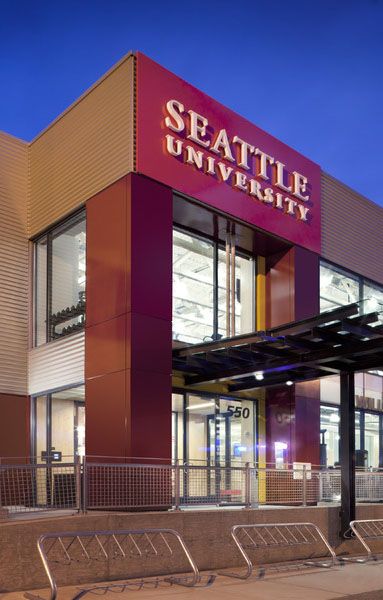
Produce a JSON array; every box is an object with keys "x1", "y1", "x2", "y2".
[{"x1": 340, "y1": 371, "x2": 356, "y2": 537}]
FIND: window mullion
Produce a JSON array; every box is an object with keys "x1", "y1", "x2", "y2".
[
  {"x1": 213, "y1": 240, "x2": 218, "y2": 339},
  {"x1": 46, "y1": 232, "x2": 52, "y2": 342}
]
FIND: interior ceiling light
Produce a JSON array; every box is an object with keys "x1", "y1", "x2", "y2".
[
  {"x1": 286, "y1": 380, "x2": 294, "y2": 386},
  {"x1": 254, "y1": 371, "x2": 264, "y2": 381},
  {"x1": 186, "y1": 401, "x2": 215, "y2": 411}
]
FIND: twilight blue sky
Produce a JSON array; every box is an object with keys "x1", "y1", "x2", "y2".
[{"x1": 1, "y1": 0, "x2": 382, "y2": 204}]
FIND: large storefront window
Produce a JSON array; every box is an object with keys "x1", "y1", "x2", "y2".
[
  {"x1": 173, "y1": 231, "x2": 214, "y2": 343},
  {"x1": 172, "y1": 392, "x2": 256, "y2": 466},
  {"x1": 320, "y1": 402, "x2": 382, "y2": 469},
  {"x1": 320, "y1": 261, "x2": 383, "y2": 328},
  {"x1": 363, "y1": 282, "x2": 383, "y2": 326},
  {"x1": 33, "y1": 385, "x2": 85, "y2": 462},
  {"x1": 34, "y1": 211, "x2": 86, "y2": 345},
  {"x1": 320, "y1": 405, "x2": 340, "y2": 467},
  {"x1": 355, "y1": 410, "x2": 361, "y2": 453},
  {"x1": 173, "y1": 228, "x2": 255, "y2": 343},
  {"x1": 217, "y1": 249, "x2": 254, "y2": 339},
  {"x1": 364, "y1": 413, "x2": 380, "y2": 468},
  {"x1": 320, "y1": 263, "x2": 360, "y2": 313},
  {"x1": 321, "y1": 371, "x2": 383, "y2": 469}
]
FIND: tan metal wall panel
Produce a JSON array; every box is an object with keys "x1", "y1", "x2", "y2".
[
  {"x1": 28, "y1": 331, "x2": 84, "y2": 395},
  {"x1": 0, "y1": 132, "x2": 28, "y2": 395},
  {"x1": 29, "y1": 55, "x2": 135, "y2": 237},
  {"x1": 321, "y1": 172, "x2": 383, "y2": 284}
]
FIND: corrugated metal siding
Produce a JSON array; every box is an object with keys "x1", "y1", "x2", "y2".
[
  {"x1": 29, "y1": 55, "x2": 135, "y2": 237},
  {"x1": 28, "y1": 331, "x2": 84, "y2": 395},
  {"x1": 0, "y1": 132, "x2": 28, "y2": 395},
  {"x1": 321, "y1": 172, "x2": 383, "y2": 284}
]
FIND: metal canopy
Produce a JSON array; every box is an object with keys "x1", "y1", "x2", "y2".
[
  {"x1": 173, "y1": 302, "x2": 383, "y2": 390},
  {"x1": 173, "y1": 301, "x2": 383, "y2": 536}
]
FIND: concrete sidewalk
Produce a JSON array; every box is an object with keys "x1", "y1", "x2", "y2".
[{"x1": 1, "y1": 562, "x2": 383, "y2": 600}]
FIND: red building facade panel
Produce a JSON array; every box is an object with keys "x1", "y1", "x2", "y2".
[{"x1": 136, "y1": 52, "x2": 321, "y2": 254}]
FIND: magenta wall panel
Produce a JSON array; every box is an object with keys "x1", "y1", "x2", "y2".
[{"x1": 136, "y1": 52, "x2": 321, "y2": 254}]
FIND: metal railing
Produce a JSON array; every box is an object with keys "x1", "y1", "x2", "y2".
[
  {"x1": 25, "y1": 528, "x2": 215, "y2": 600},
  {"x1": 220, "y1": 522, "x2": 337, "y2": 579},
  {"x1": 1, "y1": 459, "x2": 383, "y2": 516},
  {"x1": 0, "y1": 461, "x2": 80, "y2": 515}
]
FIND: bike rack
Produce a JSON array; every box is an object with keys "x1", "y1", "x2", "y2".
[
  {"x1": 24, "y1": 528, "x2": 215, "y2": 600},
  {"x1": 340, "y1": 519, "x2": 383, "y2": 563},
  {"x1": 220, "y1": 522, "x2": 337, "y2": 579}
]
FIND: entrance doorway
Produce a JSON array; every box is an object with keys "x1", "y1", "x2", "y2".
[
  {"x1": 172, "y1": 392, "x2": 256, "y2": 499},
  {"x1": 33, "y1": 386, "x2": 85, "y2": 463},
  {"x1": 32, "y1": 385, "x2": 85, "y2": 507}
]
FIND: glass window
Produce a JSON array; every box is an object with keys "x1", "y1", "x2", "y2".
[
  {"x1": 177, "y1": 392, "x2": 257, "y2": 498},
  {"x1": 51, "y1": 387, "x2": 85, "y2": 460},
  {"x1": 355, "y1": 410, "x2": 361, "y2": 450},
  {"x1": 320, "y1": 405, "x2": 340, "y2": 467},
  {"x1": 172, "y1": 228, "x2": 255, "y2": 343},
  {"x1": 171, "y1": 393, "x2": 184, "y2": 463},
  {"x1": 34, "y1": 211, "x2": 86, "y2": 345},
  {"x1": 35, "y1": 395, "x2": 47, "y2": 463},
  {"x1": 186, "y1": 395, "x2": 216, "y2": 464},
  {"x1": 218, "y1": 398, "x2": 255, "y2": 465},
  {"x1": 363, "y1": 282, "x2": 383, "y2": 326},
  {"x1": 51, "y1": 218, "x2": 86, "y2": 339},
  {"x1": 173, "y1": 230, "x2": 214, "y2": 344},
  {"x1": 364, "y1": 413, "x2": 380, "y2": 468},
  {"x1": 35, "y1": 237, "x2": 48, "y2": 346},
  {"x1": 217, "y1": 249, "x2": 254, "y2": 339},
  {"x1": 184, "y1": 394, "x2": 256, "y2": 466},
  {"x1": 320, "y1": 262, "x2": 360, "y2": 313},
  {"x1": 33, "y1": 386, "x2": 85, "y2": 461},
  {"x1": 320, "y1": 376, "x2": 340, "y2": 405}
]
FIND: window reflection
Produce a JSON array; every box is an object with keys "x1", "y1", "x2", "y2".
[
  {"x1": 320, "y1": 405, "x2": 340, "y2": 467},
  {"x1": 365, "y1": 413, "x2": 380, "y2": 468},
  {"x1": 363, "y1": 283, "x2": 383, "y2": 326},
  {"x1": 217, "y1": 250, "x2": 254, "y2": 340},
  {"x1": 173, "y1": 231, "x2": 214, "y2": 343},
  {"x1": 51, "y1": 387, "x2": 85, "y2": 459},
  {"x1": 173, "y1": 393, "x2": 256, "y2": 468},
  {"x1": 35, "y1": 237, "x2": 48, "y2": 346},
  {"x1": 320, "y1": 263, "x2": 359, "y2": 312},
  {"x1": 320, "y1": 261, "x2": 383, "y2": 328},
  {"x1": 33, "y1": 385, "x2": 85, "y2": 461},
  {"x1": 34, "y1": 211, "x2": 86, "y2": 345},
  {"x1": 51, "y1": 218, "x2": 86, "y2": 339},
  {"x1": 321, "y1": 370, "x2": 383, "y2": 470},
  {"x1": 172, "y1": 229, "x2": 255, "y2": 344}
]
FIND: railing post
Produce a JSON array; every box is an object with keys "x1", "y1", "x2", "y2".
[
  {"x1": 174, "y1": 461, "x2": 181, "y2": 511},
  {"x1": 302, "y1": 464, "x2": 307, "y2": 507},
  {"x1": 82, "y1": 455, "x2": 87, "y2": 514},
  {"x1": 319, "y1": 470, "x2": 323, "y2": 502},
  {"x1": 75, "y1": 455, "x2": 81, "y2": 513},
  {"x1": 244, "y1": 462, "x2": 251, "y2": 509}
]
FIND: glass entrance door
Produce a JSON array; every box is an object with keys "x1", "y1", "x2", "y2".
[
  {"x1": 186, "y1": 394, "x2": 255, "y2": 466},
  {"x1": 184, "y1": 393, "x2": 255, "y2": 500},
  {"x1": 33, "y1": 386, "x2": 85, "y2": 507}
]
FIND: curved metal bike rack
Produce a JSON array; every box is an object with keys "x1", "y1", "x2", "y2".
[
  {"x1": 220, "y1": 522, "x2": 337, "y2": 579},
  {"x1": 340, "y1": 519, "x2": 383, "y2": 563},
  {"x1": 24, "y1": 528, "x2": 215, "y2": 600}
]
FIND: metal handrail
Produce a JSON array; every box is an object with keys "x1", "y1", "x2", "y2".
[{"x1": 1, "y1": 461, "x2": 383, "y2": 516}]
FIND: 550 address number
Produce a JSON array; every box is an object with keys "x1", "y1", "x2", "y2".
[{"x1": 227, "y1": 406, "x2": 250, "y2": 419}]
